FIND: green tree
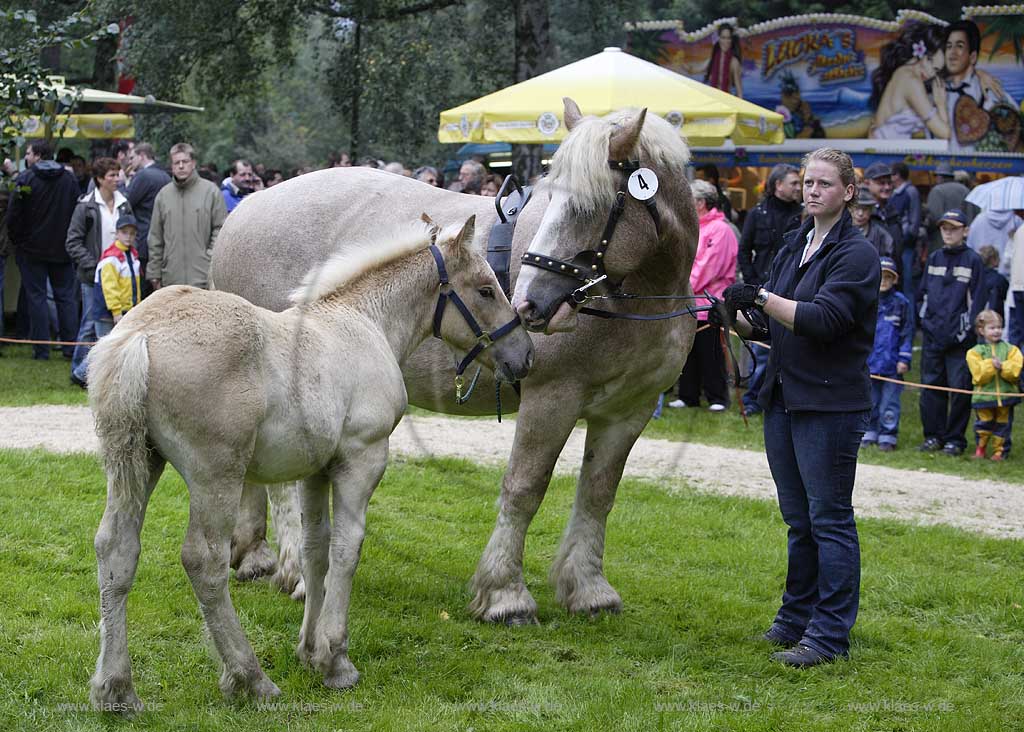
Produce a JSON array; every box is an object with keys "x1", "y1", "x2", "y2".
[{"x1": 1, "y1": 1, "x2": 118, "y2": 161}]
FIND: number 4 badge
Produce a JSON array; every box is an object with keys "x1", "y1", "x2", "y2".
[{"x1": 627, "y1": 168, "x2": 659, "y2": 201}]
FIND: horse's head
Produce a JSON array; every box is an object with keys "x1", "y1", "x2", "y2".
[
  {"x1": 431, "y1": 215, "x2": 535, "y2": 382},
  {"x1": 513, "y1": 97, "x2": 694, "y2": 333}
]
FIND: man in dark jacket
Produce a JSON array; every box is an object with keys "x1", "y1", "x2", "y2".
[
  {"x1": 738, "y1": 163, "x2": 802, "y2": 414},
  {"x1": 863, "y1": 162, "x2": 903, "y2": 267},
  {"x1": 6, "y1": 141, "x2": 80, "y2": 359},
  {"x1": 849, "y1": 187, "x2": 894, "y2": 257},
  {"x1": 126, "y1": 142, "x2": 171, "y2": 283},
  {"x1": 917, "y1": 209, "x2": 985, "y2": 455}
]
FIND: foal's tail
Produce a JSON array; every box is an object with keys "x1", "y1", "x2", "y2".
[{"x1": 88, "y1": 330, "x2": 151, "y2": 510}]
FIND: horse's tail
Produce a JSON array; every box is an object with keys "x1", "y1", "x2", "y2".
[{"x1": 88, "y1": 329, "x2": 152, "y2": 510}]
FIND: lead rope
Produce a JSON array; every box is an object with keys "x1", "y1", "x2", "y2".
[
  {"x1": 495, "y1": 380, "x2": 503, "y2": 423},
  {"x1": 455, "y1": 365, "x2": 483, "y2": 404}
]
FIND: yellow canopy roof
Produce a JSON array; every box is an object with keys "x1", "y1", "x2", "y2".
[
  {"x1": 439, "y1": 47, "x2": 784, "y2": 147},
  {"x1": 18, "y1": 114, "x2": 135, "y2": 139}
]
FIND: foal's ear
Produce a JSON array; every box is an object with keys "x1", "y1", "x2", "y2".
[
  {"x1": 420, "y1": 212, "x2": 441, "y2": 242},
  {"x1": 564, "y1": 97, "x2": 584, "y2": 131},
  {"x1": 609, "y1": 107, "x2": 647, "y2": 160},
  {"x1": 453, "y1": 215, "x2": 476, "y2": 254}
]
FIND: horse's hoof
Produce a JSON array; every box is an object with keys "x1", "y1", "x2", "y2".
[
  {"x1": 503, "y1": 611, "x2": 541, "y2": 626},
  {"x1": 234, "y1": 541, "x2": 277, "y2": 581},
  {"x1": 251, "y1": 675, "x2": 282, "y2": 700},
  {"x1": 271, "y1": 564, "x2": 304, "y2": 599},
  {"x1": 89, "y1": 674, "x2": 144, "y2": 716},
  {"x1": 469, "y1": 584, "x2": 539, "y2": 625},
  {"x1": 323, "y1": 658, "x2": 360, "y2": 690}
]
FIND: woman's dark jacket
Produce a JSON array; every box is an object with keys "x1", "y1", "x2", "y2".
[{"x1": 756, "y1": 209, "x2": 881, "y2": 412}]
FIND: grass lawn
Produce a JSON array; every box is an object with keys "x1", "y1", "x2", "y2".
[{"x1": 2, "y1": 449, "x2": 1024, "y2": 731}]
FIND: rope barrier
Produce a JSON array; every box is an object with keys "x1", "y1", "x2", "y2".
[
  {"x1": 2, "y1": 330, "x2": 1019, "y2": 400},
  {"x1": 0, "y1": 336, "x2": 94, "y2": 347}
]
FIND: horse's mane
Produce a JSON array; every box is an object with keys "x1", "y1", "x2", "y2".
[
  {"x1": 547, "y1": 109, "x2": 692, "y2": 214},
  {"x1": 289, "y1": 220, "x2": 464, "y2": 305}
]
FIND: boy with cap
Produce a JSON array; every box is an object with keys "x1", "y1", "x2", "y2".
[
  {"x1": 917, "y1": 209, "x2": 985, "y2": 455},
  {"x1": 93, "y1": 214, "x2": 142, "y2": 339},
  {"x1": 863, "y1": 257, "x2": 914, "y2": 452},
  {"x1": 850, "y1": 187, "x2": 894, "y2": 258}
]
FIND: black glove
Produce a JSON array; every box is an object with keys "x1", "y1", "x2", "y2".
[
  {"x1": 723, "y1": 283, "x2": 760, "y2": 311},
  {"x1": 706, "y1": 296, "x2": 735, "y2": 328}
]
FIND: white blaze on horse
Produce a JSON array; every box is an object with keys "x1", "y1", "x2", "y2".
[
  {"x1": 87, "y1": 217, "x2": 532, "y2": 710},
  {"x1": 213, "y1": 97, "x2": 699, "y2": 623}
]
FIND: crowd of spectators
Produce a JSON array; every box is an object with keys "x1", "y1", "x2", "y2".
[
  {"x1": 0, "y1": 139, "x2": 514, "y2": 382},
  {"x1": 664, "y1": 158, "x2": 1023, "y2": 462},
  {"x1": 3, "y1": 138, "x2": 1023, "y2": 462}
]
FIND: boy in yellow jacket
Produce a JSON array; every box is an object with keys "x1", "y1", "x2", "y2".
[
  {"x1": 966, "y1": 310, "x2": 1023, "y2": 461},
  {"x1": 93, "y1": 214, "x2": 141, "y2": 338}
]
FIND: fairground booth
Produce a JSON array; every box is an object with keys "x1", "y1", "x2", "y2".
[{"x1": 624, "y1": 5, "x2": 1024, "y2": 213}]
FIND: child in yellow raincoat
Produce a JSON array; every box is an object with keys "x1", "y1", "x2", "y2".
[
  {"x1": 93, "y1": 214, "x2": 141, "y2": 338},
  {"x1": 966, "y1": 310, "x2": 1023, "y2": 461}
]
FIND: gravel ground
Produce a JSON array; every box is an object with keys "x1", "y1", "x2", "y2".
[{"x1": 4, "y1": 405, "x2": 1021, "y2": 540}]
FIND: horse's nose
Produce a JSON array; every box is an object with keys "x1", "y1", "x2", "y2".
[{"x1": 516, "y1": 300, "x2": 546, "y2": 331}]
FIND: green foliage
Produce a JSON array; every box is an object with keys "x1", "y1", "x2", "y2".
[
  {"x1": 0, "y1": 0, "x2": 118, "y2": 156},
  {"x1": 3, "y1": 448, "x2": 1024, "y2": 729}
]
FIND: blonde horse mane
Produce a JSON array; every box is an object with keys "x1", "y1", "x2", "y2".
[
  {"x1": 289, "y1": 219, "x2": 467, "y2": 305},
  {"x1": 547, "y1": 109, "x2": 692, "y2": 214}
]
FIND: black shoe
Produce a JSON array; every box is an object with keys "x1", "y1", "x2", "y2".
[
  {"x1": 771, "y1": 644, "x2": 844, "y2": 668},
  {"x1": 762, "y1": 624, "x2": 800, "y2": 648},
  {"x1": 917, "y1": 438, "x2": 942, "y2": 452},
  {"x1": 70, "y1": 373, "x2": 87, "y2": 390},
  {"x1": 942, "y1": 443, "x2": 964, "y2": 457},
  {"x1": 878, "y1": 443, "x2": 895, "y2": 453}
]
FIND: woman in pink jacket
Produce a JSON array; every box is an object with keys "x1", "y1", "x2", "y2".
[{"x1": 668, "y1": 179, "x2": 739, "y2": 411}]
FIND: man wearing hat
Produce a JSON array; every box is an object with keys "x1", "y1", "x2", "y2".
[
  {"x1": 917, "y1": 209, "x2": 985, "y2": 455},
  {"x1": 849, "y1": 187, "x2": 894, "y2": 258},
  {"x1": 93, "y1": 214, "x2": 142, "y2": 340},
  {"x1": 864, "y1": 256, "x2": 914, "y2": 452},
  {"x1": 925, "y1": 162, "x2": 970, "y2": 254},
  {"x1": 863, "y1": 162, "x2": 903, "y2": 261}
]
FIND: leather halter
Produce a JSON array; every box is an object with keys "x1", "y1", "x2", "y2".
[
  {"x1": 520, "y1": 159, "x2": 662, "y2": 306},
  {"x1": 428, "y1": 244, "x2": 521, "y2": 379}
]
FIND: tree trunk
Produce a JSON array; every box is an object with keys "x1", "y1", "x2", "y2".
[
  {"x1": 349, "y1": 20, "x2": 363, "y2": 160},
  {"x1": 511, "y1": 0, "x2": 550, "y2": 184}
]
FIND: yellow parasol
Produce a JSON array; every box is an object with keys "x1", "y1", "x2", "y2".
[{"x1": 439, "y1": 47, "x2": 783, "y2": 147}]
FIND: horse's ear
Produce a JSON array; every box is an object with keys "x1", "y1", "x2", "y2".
[
  {"x1": 609, "y1": 108, "x2": 647, "y2": 160},
  {"x1": 563, "y1": 97, "x2": 583, "y2": 131},
  {"x1": 420, "y1": 212, "x2": 441, "y2": 242},
  {"x1": 453, "y1": 215, "x2": 476, "y2": 253}
]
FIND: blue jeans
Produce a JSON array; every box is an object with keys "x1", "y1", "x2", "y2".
[
  {"x1": 0, "y1": 253, "x2": 5, "y2": 339},
  {"x1": 764, "y1": 405, "x2": 867, "y2": 657},
  {"x1": 863, "y1": 378, "x2": 903, "y2": 447},
  {"x1": 14, "y1": 253, "x2": 77, "y2": 359},
  {"x1": 742, "y1": 343, "x2": 770, "y2": 412},
  {"x1": 95, "y1": 318, "x2": 114, "y2": 338},
  {"x1": 1010, "y1": 292, "x2": 1024, "y2": 348},
  {"x1": 71, "y1": 283, "x2": 97, "y2": 381},
  {"x1": 901, "y1": 247, "x2": 917, "y2": 307}
]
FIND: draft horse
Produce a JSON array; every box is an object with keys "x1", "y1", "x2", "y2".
[{"x1": 212, "y1": 97, "x2": 699, "y2": 623}]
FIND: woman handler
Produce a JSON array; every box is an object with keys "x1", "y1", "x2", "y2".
[{"x1": 718, "y1": 148, "x2": 880, "y2": 667}]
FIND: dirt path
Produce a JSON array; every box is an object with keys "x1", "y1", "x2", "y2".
[{"x1": 3, "y1": 405, "x2": 1020, "y2": 540}]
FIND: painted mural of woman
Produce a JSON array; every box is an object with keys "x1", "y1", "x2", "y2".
[
  {"x1": 869, "y1": 22, "x2": 949, "y2": 140},
  {"x1": 704, "y1": 23, "x2": 743, "y2": 98}
]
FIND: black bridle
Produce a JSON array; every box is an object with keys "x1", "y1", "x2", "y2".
[
  {"x1": 428, "y1": 244, "x2": 521, "y2": 400},
  {"x1": 518, "y1": 158, "x2": 717, "y2": 322}
]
